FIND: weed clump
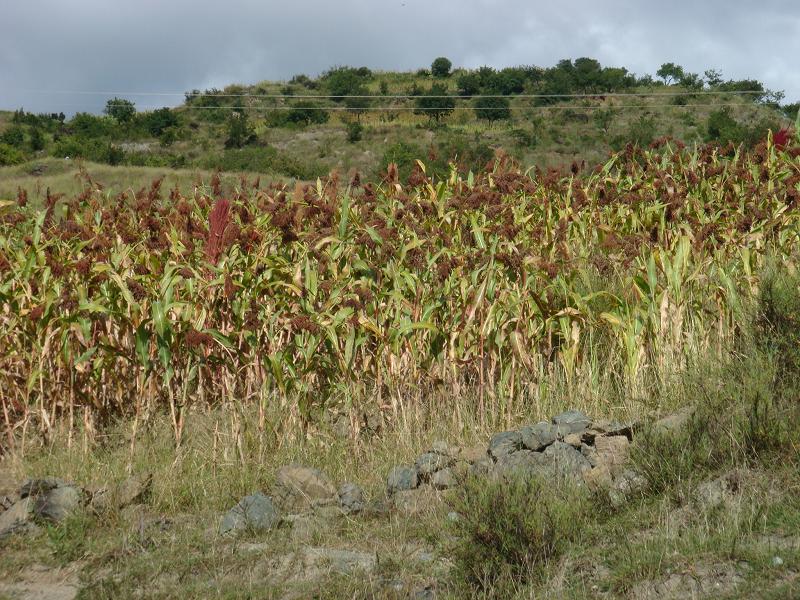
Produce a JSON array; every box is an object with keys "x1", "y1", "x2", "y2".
[{"x1": 447, "y1": 474, "x2": 589, "y2": 594}]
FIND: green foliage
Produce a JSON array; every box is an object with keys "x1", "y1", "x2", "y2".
[
  {"x1": 449, "y1": 475, "x2": 588, "y2": 591},
  {"x1": 104, "y1": 97, "x2": 136, "y2": 123},
  {"x1": 224, "y1": 112, "x2": 255, "y2": 148},
  {"x1": 706, "y1": 107, "x2": 741, "y2": 144},
  {"x1": 1, "y1": 125, "x2": 25, "y2": 147},
  {"x1": 286, "y1": 102, "x2": 330, "y2": 126},
  {"x1": 0, "y1": 142, "x2": 26, "y2": 165},
  {"x1": 474, "y1": 96, "x2": 511, "y2": 122},
  {"x1": 69, "y1": 113, "x2": 112, "y2": 138},
  {"x1": 205, "y1": 145, "x2": 323, "y2": 179},
  {"x1": 414, "y1": 84, "x2": 455, "y2": 123},
  {"x1": 704, "y1": 69, "x2": 724, "y2": 87},
  {"x1": 321, "y1": 66, "x2": 373, "y2": 101},
  {"x1": 346, "y1": 121, "x2": 363, "y2": 143},
  {"x1": 431, "y1": 57, "x2": 452, "y2": 78},
  {"x1": 381, "y1": 141, "x2": 421, "y2": 180},
  {"x1": 613, "y1": 114, "x2": 656, "y2": 149},
  {"x1": 29, "y1": 127, "x2": 46, "y2": 152},
  {"x1": 142, "y1": 108, "x2": 180, "y2": 137},
  {"x1": 657, "y1": 62, "x2": 685, "y2": 85}
]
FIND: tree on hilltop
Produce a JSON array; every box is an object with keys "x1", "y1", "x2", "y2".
[
  {"x1": 657, "y1": 63, "x2": 685, "y2": 85},
  {"x1": 104, "y1": 98, "x2": 136, "y2": 123},
  {"x1": 431, "y1": 57, "x2": 453, "y2": 78},
  {"x1": 414, "y1": 84, "x2": 455, "y2": 124}
]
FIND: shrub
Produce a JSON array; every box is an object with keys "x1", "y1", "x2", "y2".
[
  {"x1": 431, "y1": 57, "x2": 452, "y2": 78},
  {"x1": 142, "y1": 108, "x2": 180, "y2": 137},
  {"x1": 224, "y1": 112, "x2": 255, "y2": 148},
  {"x1": 474, "y1": 96, "x2": 511, "y2": 122},
  {"x1": 0, "y1": 142, "x2": 26, "y2": 166},
  {"x1": 346, "y1": 121, "x2": 363, "y2": 143},
  {"x1": 381, "y1": 141, "x2": 421, "y2": 181},
  {"x1": 1, "y1": 125, "x2": 25, "y2": 147},
  {"x1": 286, "y1": 102, "x2": 330, "y2": 126},
  {"x1": 104, "y1": 98, "x2": 136, "y2": 123},
  {"x1": 414, "y1": 83, "x2": 455, "y2": 124},
  {"x1": 448, "y1": 474, "x2": 588, "y2": 592}
]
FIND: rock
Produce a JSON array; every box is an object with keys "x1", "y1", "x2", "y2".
[
  {"x1": 581, "y1": 443, "x2": 600, "y2": 467},
  {"x1": 593, "y1": 435, "x2": 630, "y2": 474},
  {"x1": 338, "y1": 482, "x2": 364, "y2": 515},
  {"x1": 494, "y1": 450, "x2": 549, "y2": 479},
  {"x1": 219, "y1": 492, "x2": 279, "y2": 535},
  {"x1": 430, "y1": 440, "x2": 456, "y2": 456},
  {"x1": 488, "y1": 430, "x2": 522, "y2": 459},
  {"x1": 469, "y1": 456, "x2": 495, "y2": 478},
  {"x1": 288, "y1": 513, "x2": 326, "y2": 543},
  {"x1": 459, "y1": 446, "x2": 488, "y2": 464},
  {"x1": 19, "y1": 477, "x2": 67, "y2": 498},
  {"x1": 415, "y1": 452, "x2": 454, "y2": 479},
  {"x1": 363, "y1": 496, "x2": 392, "y2": 518},
  {"x1": 431, "y1": 468, "x2": 458, "y2": 490},
  {"x1": 0, "y1": 498, "x2": 34, "y2": 538},
  {"x1": 35, "y1": 486, "x2": 83, "y2": 522},
  {"x1": 542, "y1": 441, "x2": 592, "y2": 481},
  {"x1": 563, "y1": 433, "x2": 583, "y2": 448},
  {"x1": 608, "y1": 469, "x2": 647, "y2": 507},
  {"x1": 387, "y1": 466, "x2": 418, "y2": 494},
  {"x1": 589, "y1": 418, "x2": 635, "y2": 439},
  {"x1": 273, "y1": 466, "x2": 338, "y2": 513},
  {"x1": 654, "y1": 406, "x2": 695, "y2": 436},
  {"x1": 392, "y1": 487, "x2": 439, "y2": 516},
  {"x1": 300, "y1": 546, "x2": 376, "y2": 575},
  {"x1": 694, "y1": 476, "x2": 733, "y2": 510},
  {"x1": 552, "y1": 410, "x2": 591, "y2": 434},
  {"x1": 90, "y1": 473, "x2": 153, "y2": 513},
  {"x1": 519, "y1": 422, "x2": 558, "y2": 451},
  {"x1": 583, "y1": 463, "x2": 614, "y2": 491}
]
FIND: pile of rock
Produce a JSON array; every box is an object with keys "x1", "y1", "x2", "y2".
[
  {"x1": 0, "y1": 474, "x2": 152, "y2": 539},
  {"x1": 384, "y1": 410, "x2": 643, "y2": 507},
  {"x1": 219, "y1": 466, "x2": 366, "y2": 536}
]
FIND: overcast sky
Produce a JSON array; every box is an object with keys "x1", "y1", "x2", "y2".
[{"x1": 2, "y1": 0, "x2": 799, "y2": 115}]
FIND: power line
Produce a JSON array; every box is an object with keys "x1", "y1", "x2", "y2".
[{"x1": 18, "y1": 89, "x2": 768, "y2": 100}]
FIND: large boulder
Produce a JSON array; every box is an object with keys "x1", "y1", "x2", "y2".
[
  {"x1": 273, "y1": 466, "x2": 338, "y2": 513},
  {"x1": 19, "y1": 478, "x2": 85, "y2": 522},
  {"x1": 338, "y1": 483, "x2": 365, "y2": 515},
  {"x1": 414, "y1": 452, "x2": 454, "y2": 480},
  {"x1": 552, "y1": 410, "x2": 591, "y2": 435},
  {"x1": 542, "y1": 441, "x2": 593, "y2": 481}
]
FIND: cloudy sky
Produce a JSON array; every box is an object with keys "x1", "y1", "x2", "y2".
[{"x1": 2, "y1": 0, "x2": 799, "y2": 114}]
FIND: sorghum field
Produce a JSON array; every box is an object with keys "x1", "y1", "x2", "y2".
[
  {"x1": 1, "y1": 133, "x2": 800, "y2": 599},
  {"x1": 3, "y1": 133, "x2": 800, "y2": 447}
]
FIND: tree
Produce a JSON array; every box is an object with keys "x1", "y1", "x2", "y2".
[
  {"x1": 225, "y1": 111, "x2": 254, "y2": 148},
  {"x1": 704, "y1": 69, "x2": 723, "y2": 87},
  {"x1": 344, "y1": 96, "x2": 371, "y2": 122},
  {"x1": 474, "y1": 96, "x2": 511, "y2": 122},
  {"x1": 322, "y1": 66, "x2": 372, "y2": 101},
  {"x1": 104, "y1": 97, "x2": 136, "y2": 123},
  {"x1": 656, "y1": 63, "x2": 685, "y2": 85},
  {"x1": 431, "y1": 57, "x2": 453, "y2": 78},
  {"x1": 0, "y1": 125, "x2": 25, "y2": 147},
  {"x1": 143, "y1": 107, "x2": 179, "y2": 137},
  {"x1": 414, "y1": 84, "x2": 455, "y2": 124},
  {"x1": 286, "y1": 102, "x2": 330, "y2": 126},
  {"x1": 29, "y1": 127, "x2": 45, "y2": 151}
]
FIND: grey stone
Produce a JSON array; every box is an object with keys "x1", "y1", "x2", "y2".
[
  {"x1": 19, "y1": 477, "x2": 68, "y2": 498},
  {"x1": 90, "y1": 473, "x2": 153, "y2": 513},
  {"x1": 219, "y1": 492, "x2": 279, "y2": 534},
  {"x1": 338, "y1": 482, "x2": 365, "y2": 514},
  {"x1": 520, "y1": 422, "x2": 558, "y2": 451},
  {"x1": 542, "y1": 441, "x2": 592, "y2": 480},
  {"x1": 34, "y1": 486, "x2": 83, "y2": 522},
  {"x1": 273, "y1": 466, "x2": 338, "y2": 513},
  {"x1": 387, "y1": 466, "x2": 418, "y2": 494},
  {"x1": 415, "y1": 452, "x2": 454, "y2": 478},
  {"x1": 654, "y1": 406, "x2": 695, "y2": 436},
  {"x1": 494, "y1": 450, "x2": 550, "y2": 479},
  {"x1": 551, "y1": 410, "x2": 591, "y2": 434},
  {"x1": 0, "y1": 497, "x2": 33, "y2": 538},
  {"x1": 300, "y1": 546, "x2": 377, "y2": 575},
  {"x1": 431, "y1": 468, "x2": 458, "y2": 490},
  {"x1": 694, "y1": 476, "x2": 733, "y2": 510},
  {"x1": 608, "y1": 469, "x2": 647, "y2": 507},
  {"x1": 469, "y1": 456, "x2": 495, "y2": 478},
  {"x1": 488, "y1": 430, "x2": 522, "y2": 459}
]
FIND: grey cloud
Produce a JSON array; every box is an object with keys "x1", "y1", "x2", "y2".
[{"x1": 1, "y1": 0, "x2": 798, "y2": 115}]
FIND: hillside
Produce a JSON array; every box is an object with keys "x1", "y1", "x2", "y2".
[{"x1": 1, "y1": 58, "x2": 797, "y2": 203}]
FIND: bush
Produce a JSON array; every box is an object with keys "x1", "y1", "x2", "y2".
[
  {"x1": 474, "y1": 96, "x2": 511, "y2": 122},
  {"x1": 286, "y1": 102, "x2": 330, "y2": 126},
  {"x1": 1, "y1": 125, "x2": 25, "y2": 148},
  {"x1": 449, "y1": 474, "x2": 588, "y2": 592},
  {"x1": 104, "y1": 98, "x2": 136, "y2": 123},
  {"x1": 142, "y1": 108, "x2": 180, "y2": 137},
  {"x1": 346, "y1": 121, "x2": 363, "y2": 143},
  {"x1": 431, "y1": 57, "x2": 452, "y2": 78},
  {"x1": 0, "y1": 142, "x2": 26, "y2": 166},
  {"x1": 381, "y1": 141, "x2": 421, "y2": 181},
  {"x1": 414, "y1": 83, "x2": 455, "y2": 124}
]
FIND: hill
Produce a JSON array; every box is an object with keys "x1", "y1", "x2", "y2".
[{"x1": 1, "y1": 58, "x2": 798, "y2": 201}]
